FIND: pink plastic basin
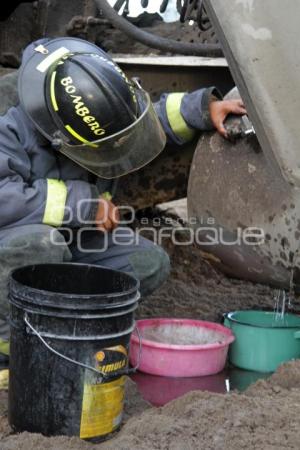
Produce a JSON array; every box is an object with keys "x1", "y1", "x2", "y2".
[{"x1": 130, "y1": 318, "x2": 235, "y2": 377}]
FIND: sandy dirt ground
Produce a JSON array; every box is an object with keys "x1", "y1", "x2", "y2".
[{"x1": 1, "y1": 223, "x2": 300, "y2": 449}]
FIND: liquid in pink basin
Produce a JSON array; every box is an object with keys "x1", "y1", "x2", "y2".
[{"x1": 130, "y1": 318, "x2": 235, "y2": 378}]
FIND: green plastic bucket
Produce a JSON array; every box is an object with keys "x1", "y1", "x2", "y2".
[{"x1": 224, "y1": 310, "x2": 300, "y2": 373}]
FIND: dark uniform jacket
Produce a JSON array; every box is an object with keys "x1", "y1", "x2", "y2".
[{"x1": 0, "y1": 40, "x2": 220, "y2": 231}]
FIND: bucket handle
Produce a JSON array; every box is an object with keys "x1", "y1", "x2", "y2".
[{"x1": 24, "y1": 314, "x2": 142, "y2": 382}]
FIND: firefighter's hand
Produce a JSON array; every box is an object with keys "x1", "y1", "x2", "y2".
[
  {"x1": 209, "y1": 99, "x2": 247, "y2": 138},
  {"x1": 95, "y1": 196, "x2": 120, "y2": 232}
]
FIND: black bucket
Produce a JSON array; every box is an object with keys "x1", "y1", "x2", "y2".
[{"x1": 8, "y1": 263, "x2": 140, "y2": 441}]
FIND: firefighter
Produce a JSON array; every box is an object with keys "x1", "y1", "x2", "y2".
[{"x1": 0, "y1": 37, "x2": 246, "y2": 361}]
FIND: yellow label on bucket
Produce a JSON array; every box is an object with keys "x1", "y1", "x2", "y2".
[
  {"x1": 80, "y1": 346, "x2": 128, "y2": 440},
  {"x1": 80, "y1": 375, "x2": 126, "y2": 439}
]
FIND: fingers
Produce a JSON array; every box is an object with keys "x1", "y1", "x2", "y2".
[
  {"x1": 215, "y1": 120, "x2": 228, "y2": 138},
  {"x1": 104, "y1": 216, "x2": 114, "y2": 232},
  {"x1": 209, "y1": 99, "x2": 248, "y2": 139},
  {"x1": 95, "y1": 198, "x2": 119, "y2": 232},
  {"x1": 96, "y1": 216, "x2": 114, "y2": 232},
  {"x1": 226, "y1": 99, "x2": 247, "y2": 115},
  {"x1": 108, "y1": 203, "x2": 119, "y2": 230},
  {"x1": 236, "y1": 99, "x2": 245, "y2": 108},
  {"x1": 231, "y1": 104, "x2": 247, "y2": 115}
]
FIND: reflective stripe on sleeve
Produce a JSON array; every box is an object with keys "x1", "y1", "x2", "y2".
[
  {"x1": 0, "y1": 339, "x2": 9, "y2": 356},
  {"x1": 166, "y1": 93, "x2": 196, "y2": 142},
  {"x1": 43, "y1": 179, "x2": 68, "y2": 227}
]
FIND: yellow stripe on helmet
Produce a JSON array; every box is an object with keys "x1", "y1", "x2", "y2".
[
  {"x1": 65, "y1": 125, "x2": 98, "y2": 148},
  {"x1": 50, "y1": 71, "x2": 59, "y2": 112}
]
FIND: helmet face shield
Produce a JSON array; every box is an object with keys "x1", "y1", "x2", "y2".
[
  {"x1": 56, "y1": 88, "x2": 166, "y2": 179},
  {"x1": 18, "y1": 38, "x2": 166, "y2": 179}
]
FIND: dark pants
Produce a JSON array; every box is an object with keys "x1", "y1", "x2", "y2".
[{"x1": 0, "y1": 225, "x2": 170, "y2": 341}]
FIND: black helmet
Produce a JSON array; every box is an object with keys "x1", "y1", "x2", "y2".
[{"x1": 18, "y1": 37, "x2": 166, "y2": 179}]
